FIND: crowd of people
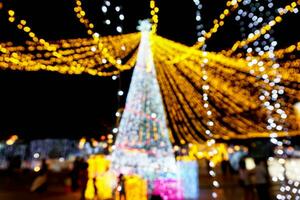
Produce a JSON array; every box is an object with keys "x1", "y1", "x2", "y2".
[{"x1": 30, "y1": 157, "x2": 89, "y2": 200}]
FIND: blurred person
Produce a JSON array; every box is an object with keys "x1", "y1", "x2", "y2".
[
  {"x1": 252, "y1": 158, "x2": 270, "y2": 200},
  {"x1": 70, "y1": 156, "x2": 81, "y2": 191},
  {"x1": 238, "y1": 159, "x2": 254, "y2": 200},
  {"x1": 117, "y1": 173, "x2": 126, "y2": 200},
  {"x1": 79, "y1": 161, "x2": 89, "y2": 200},
  {"x1": 221, "y1": 154, "x2": 229, "y2": 176},
  {"x1": 30, "y1": 159, "x2": 49, "y2": 193}
]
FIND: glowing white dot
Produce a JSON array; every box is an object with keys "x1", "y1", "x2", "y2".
[
  {"x1": 207, "y1": 121, "x2": 214, "y2": 126},
  {"x1": 116, "y1": 26, "x2": 123, "y2": 33},
  {"x1": 118, "y1": 90, "x2": 124, "y2": 96},
  {"x1": 104, "y1": 1, "x2": 111, "y2": 6},
  {"x1": 115, "y1": 6, "x2": 121, "y2": 12},
  {"x1": 119, "y1": 14, "x2": 125, "y2": 20},
  {"x1": 112, "y1": 128, "x2": 118, "y2": 133},
  {"x1": 151, "y1": 113, "x2": 157, "y2": 119},
  {"x1": 212, "y1": 192, "x2": 218, "y2": 198},
  {"x1": 91, "y1": 46, "x2": 97, "y2": 52},
  {"x1": 102, "y1": 58, "x2": 107, "y2": 64},
  {"x1": 116, "y1": 59, "x2": 122, "y2": 64},
  {"x1": 102, "y1": 6, "x2": 108, "y2": 13},
  {"x1": 213, "y1": 180, "x2": 219, "y2": 187},
  {"x1": 33, "y1": 153, "x2": 40, "y2": 159}
]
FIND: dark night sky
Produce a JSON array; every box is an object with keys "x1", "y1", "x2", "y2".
[{"x1": 0, "y1": 0, "x2": 299, "y2": 139}]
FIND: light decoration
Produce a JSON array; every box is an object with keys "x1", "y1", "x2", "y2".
[
  {"x1": 150, "y1": 0, "x2": 159, "y2": 34},
  {"x1": 197, "y1": 48, "x2": 220, "y2": 198},
  {"x1": 0, "y1": 0, "x2": 298, "y2": 142},
  {"x1": 177, "y1": 160, "x2": 200, "y2": 199},
  {"x1": 152, "y1": 35, "x2": 300, "y2": 141},
  {"x1": 78, "y1": 137, "x2": 86, "y2": 149},
  {"x1": 193, "y1": 0, "x2": 204, "y2": 43},
  {"x1": 228, "y1": 0, "x2": 300, "y2": 55},
  {"x1": 171, "y1": 0, "x2": 242, "y2": 64},
  {"x1": 6, "y1": 135, "x2": 18, "y2": 146},
  {"x1": 73, "y1": 0, "x2": 137, "y2": 71},
  {"x1": 268, "y1": 157, "x2": 300, "y2": 200},
  {"x1": 85, "y1": 155, "x2": 113, "y2": 200},
  {"x1": 152, "y1": 178, "x2": 184, "y2": 200},
  {"x1": 232, "y1": 1, "x2": 297, "y2": 198},
  {"x1": 110, "y1": 22, "x2": 180, "y2": 195}
]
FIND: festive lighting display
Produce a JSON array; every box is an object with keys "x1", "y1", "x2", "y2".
[{"x1": 0, "y1": 0, "x2": 299, "y2": 197}]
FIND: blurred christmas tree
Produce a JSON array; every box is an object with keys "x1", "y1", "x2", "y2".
[{"x1": 111, "y1": 20, "x2": 178, "y2": 185}]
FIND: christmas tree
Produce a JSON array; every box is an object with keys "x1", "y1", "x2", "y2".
[{"x1": 111, "y1": 20, "x2": 178, "y2": 186}]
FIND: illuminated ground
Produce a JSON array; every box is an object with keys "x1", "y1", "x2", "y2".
[{"x1": 0, "y1": 170, "x2": 280, "y2": 200}]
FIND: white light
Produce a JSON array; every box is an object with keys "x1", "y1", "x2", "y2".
[
  {"x1": 59, "y1": 157, "x2": 65, "y2": 162},
  {"x1": 93, "y1": 32, "x2": 100, "y2": 38},
  {"x1": 104, "y1": 1, "x2": 111, "y2": 6},
  {"x1": 115, "y1": 112, "x2": 121, "y2": 117},
  {"x1": 151, "y1": 113, "x2": 157, "y2": 119},
  {"x1": 271, "y1": 41, "x2": 278, "y2": 47},
  {"x1": 277, "y1": 149, "x2": 284, "y2": 155},
  {"x1": 119, "y1": 14, "x2": 125, "y2": 20},
  {"x1": 202, "y1": 85, "x2": 209, "y2": 90},
  {"x1": 259, "y1": 95, "x2": 265, "y2": 100},
  {"x1": 207, "y1": 111, "x2": 212, "y2": 116},
  {"x1": 207, "y1": 121, "x2": 214, "y2": 126},
  {"x1": 213, "y1": 180, "x2": 220, "y2": 187},
  {"x1": 105, "y1": 19, "x2": 111, "y2": 25},
  {"x1": 116, "y1": 59, "x2": 122, "y2": 64},
  {"x1": 33, "y1": 153, "x2": 40, "y2": 159},
  {"x1": 281, "y1": 114, "x2": 287, "y2": 119},
  {"x1": 118, "y1": 90, "x2": 124, "y2": 96},
  {"x1": 102, "y1": 58, "x2": 107, "y2": 64},
  {"x1": 209, "y1": 170, "x2": 216, "y2": 177},
  {"x1": 112, "y1": 75, "x2": 117, "y2": 80},
  {"x1": 212, "y1": 192, "x2": 218, "y2": 198},
  {"x1": 116, "y1": 26, "x2": 123, "y2": 33},
  {"x1": 91, "y1": 46, "x2": 97, "y2": 52},
  {"x1": 115, "y1": 6, "x2": 121, "y2": 12},
  {"x1": 102, "y1": 6, "x2": 108, "y2": 13},
  {"x1": 112, "y1": 128, "x2": 118, "y2": 133},
  {"x1": 270, "y1": 138, "x2": 278, "y2": 144},
  {"x1": 198, "y1": 37, "x2": 205, "y2": 42}
]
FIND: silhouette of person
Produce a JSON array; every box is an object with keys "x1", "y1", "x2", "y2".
[
  {"x1": 79, "y1": 161, "x2": 89, "y2": 200},
  {"x1": 117, "y1": 174, "x2": 126, "y2": 200}
]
